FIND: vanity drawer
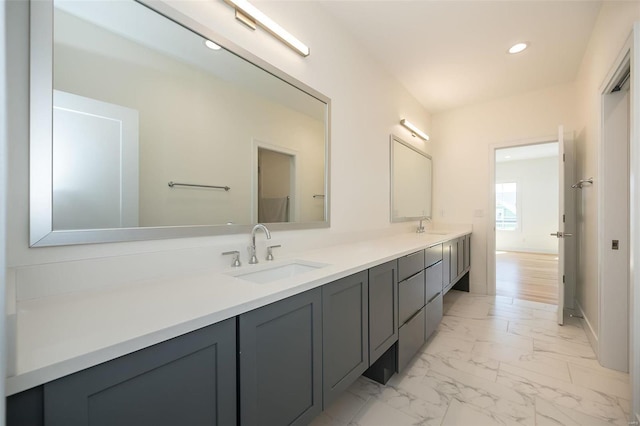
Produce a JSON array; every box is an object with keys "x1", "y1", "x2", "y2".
[
  {"x1": 398, "y1": 250, "x2": 425, "y2": 282},
  {"x1": 397, "y1": 307, "x2": 426, "y2": 373},
  {"x1": 426, "y1": 293, "x2": 443, "y2": 340},
  {"x1": 399, "y1": 270, "x2": 425, "y2": 325},
  {"x1": 426, "y1": 261, "x2": 443, "y2": 303},
  {"x1": 425, "y1": 244, "x2": 443, "y2": 268}
]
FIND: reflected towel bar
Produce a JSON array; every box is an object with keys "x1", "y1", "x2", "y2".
[
  {"x1": 571, "y1": 178, "x2": 593, "y2": 189},
  {"x1": 168, "y1": 181, "x2": 230, "y2": 191},
  {"x1": 313, "y1": 194, "x2": 325, "y2": 198}
]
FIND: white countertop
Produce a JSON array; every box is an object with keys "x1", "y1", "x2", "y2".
[{"x1": 7, "y1": 228, "x2": 471, "y2": 395}]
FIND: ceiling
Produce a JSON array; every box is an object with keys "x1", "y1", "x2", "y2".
[{"x1": 315, "y1": 1, "x2": 603, "y2": 113}]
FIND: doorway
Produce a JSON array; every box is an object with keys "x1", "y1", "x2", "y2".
[
  {"x1": 494, "y1": 142, "x2": 560, "y2": 305},
  {"x1": 257, "y1": 147, "x2": 294, "y2": 223}
]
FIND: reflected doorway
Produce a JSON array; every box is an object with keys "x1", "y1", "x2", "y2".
[
  {"x1": 494, "y1": 143, "x2": 559, "y2": 305},
  {"x1": 257, "y1": 147, "x2": 294, "y2": 223}
]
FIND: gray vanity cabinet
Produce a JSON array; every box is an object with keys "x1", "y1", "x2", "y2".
[
  {"x1": 464, "y1": 234, "x2": 471, "y2": 271},
  {"x1": 426, "y1": 293, "x2": 443, "y2": 338},
  {"x1": 442, "y1": 234, "x2": 471, "y2": 295},
  {"x1": 322, "y1": 271, "x2": 369, "y2": 408},
  {"x1": 396, "y1": 250, "x2": 426, "y2": 372},
  {"x1": 457, "y1": 237, "x2": 465, "y2": 276},
  {"x1": 368, "y1": 260, "x2": 399, "y2": 364},
  {"x1": 450, "y1": 239, "x2": 459, "y2": 285},
  {"x1": 424, "y1": 244, "x2": 443, "y2": 341},
  {"x1": 397, "y1": 306, "x2": 426, "y2": 372},
  {"x1": 43, "y1": 318, "x2": 237, "y2": 426},
  {"x1": 442, "y1": 241, "x2": 452, "y2": 292},
  {"x1": 239, "y1": 288, "x2": 322, "y2": 426},
  {"x1": 426, "y1": 261, "x2": 443, "y2": 302},
  {"x1": 452, "y1": 235, "x2": 471, "y2": 282},
  {"x1": 425, "y1": 261, "x2": 444, "y2": 340},
  {"x1": 399, "y1": 270, "x2": 425, "y2": 325}
]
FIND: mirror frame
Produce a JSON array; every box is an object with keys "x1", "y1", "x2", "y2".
[
  {"x1": 29, "y1": 0, "x2": 331, "y2": 247},
  {"x1": 389, "y1": 134, "x2": 432, "y2": 223}
]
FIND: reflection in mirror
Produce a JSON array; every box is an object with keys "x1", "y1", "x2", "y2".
[
  {"x1": 390, "y1": 135, "x2": 432, "y2": 222},
  {"x1": 30, "y1": 0, "x2": 329, "y2": 246}
]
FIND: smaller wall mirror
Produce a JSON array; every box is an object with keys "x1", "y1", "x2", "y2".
[{"x1": 390, "y1": 134, "x2": 432, "y2": 222}]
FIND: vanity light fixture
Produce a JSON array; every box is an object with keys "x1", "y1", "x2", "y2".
[
  {"x1": 224, "y1": 0, "x2": 310, "y2": 57},
  {"x1": 508, "y1": 42, "x2": 528, "y2": 54},
  {"x1": 204, "y1": 39, "x2": 222, "y2": 50},
  {"x1": 400, "y1": 119, "x2": 430, "y2": 141}
]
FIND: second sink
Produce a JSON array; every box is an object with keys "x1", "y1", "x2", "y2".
[{"x1": 228, "y1": 260, "x2": 328, "y2": 284}]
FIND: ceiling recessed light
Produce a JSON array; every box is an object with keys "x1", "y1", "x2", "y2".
[
  {"x1": 508, "y1": 42, "x2": 528, "y2": 54},
  {"x1": 204, "y1": 39, "x2": 222, "y2": 50}
]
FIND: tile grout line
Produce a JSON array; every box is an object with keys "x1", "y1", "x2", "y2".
[
  {"x1": 567, "y1": 361, "x2": 574, "y2": 385},
  {"x1": 345, "y1": 392, "x2": 372, "y2": 425}
]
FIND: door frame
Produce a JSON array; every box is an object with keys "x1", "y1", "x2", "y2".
[
  {"x1": 631, "y1": 21, "x2": 640, "y2": 425},
  {"x1": 251, "y1": 139, "x2": 298, "y2": 224},
  {"x1": 0, "y1": 0, "x2": 7, "y2": 414},
  {"x1": 600, "y1": 25, "x2": 639, "y2": 418},
  {"x1": 487, "y1": 135, "x2": 568, "y2": 299}
]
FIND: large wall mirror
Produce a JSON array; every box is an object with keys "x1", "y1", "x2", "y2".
[
  {"x1": 30, "y1": 0, "x2": 330, "y2": 246},
  {"x1": 390, "y1": 135, "x2": 432, "y2": 222}
]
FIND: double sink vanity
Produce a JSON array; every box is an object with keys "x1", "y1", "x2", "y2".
[{"x1": 7, "y1": 229, "x2": 471, "y2": 425}]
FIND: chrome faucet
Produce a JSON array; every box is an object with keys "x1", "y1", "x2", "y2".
[
  {"x1": 249, "y1": 223, "x2": 272, "y2": 264},
  {"x1": 417, "y1": 217, "x2": 430, "y2": 233}
]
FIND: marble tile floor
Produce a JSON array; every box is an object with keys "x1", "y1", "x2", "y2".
[{"x1": 310, "y1": 290, "x2": 631, "y2": 426}]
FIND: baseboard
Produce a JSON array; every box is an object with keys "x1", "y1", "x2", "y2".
[{"x1": 575, "y1": 299, "x2": 598, "y2": 357}]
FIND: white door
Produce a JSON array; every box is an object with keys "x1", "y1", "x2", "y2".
[
  {"x1": 552, "y1": 126, "x2": 571, "y2": 325},
  {"x1": 52, "y1": 90, "x2": 139, "y2": 230}
]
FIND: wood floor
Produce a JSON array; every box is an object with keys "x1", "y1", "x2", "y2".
[{"x1": 496, "y1": 251, "x2": 559, "y2": 305}]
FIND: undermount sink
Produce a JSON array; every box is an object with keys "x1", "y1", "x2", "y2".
[{"x1": 228, "y1": 260, "x2": 328, "y2": 284}]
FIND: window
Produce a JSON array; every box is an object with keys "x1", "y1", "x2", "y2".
[{"x1": 496, "y1": 182, "x2": 517, "y2": 230}]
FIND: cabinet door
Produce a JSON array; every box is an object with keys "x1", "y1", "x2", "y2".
[
  {"x1": 426, "y1": 293, "x2": 443, "y2": 340},
  {"x1": 442, "y1": 242, "x2": 451, "y2": 292},
  {"x1": 239, "y1": 288, "x2": 322, "y2": 426},
  {"x1": 425, "y1": 244, "x2": 443, "y2": 268},
  {"x1": 397, "y1": 307, "x2": 426, "y2": 372},
  {"x1": 426, "y1": 261, "x2": 443, "y2": 303},
  {"x1": 398, "y1": 271, "x2": 425, "y2": 325},
  {"x1": 7, "y1": 386, "x2": 44, "y2": 426},
  {"x1": 44, "y1": 318, "x2": 236, "y2": 426},
  {"x1": 323, "y1": 271, "x2": 369, "y2": 407},
  {"x1": 457, "y1": 237, "x2": 464, "y2": 277},
  {"x1": 398, "y1": 250, "x2": 425, "y2": 282},
  {"x1": 464, "y1": 234, "x2": 471, "y2": 270},
  {"x1": 368, "y1": 260, "x2": 398, "y2": 365},
  {"x1": 450, "y1": 240, "x2": 458, "y2": 284}
]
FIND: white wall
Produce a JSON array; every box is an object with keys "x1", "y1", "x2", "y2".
[
  {"x1": 495, "y1": 156, "x2": 559, "y2": 254},
  {"x1": 572, "y1": 1, "x2": 640, "y2": 343},
  {"x1": 4, "y1": 0, "x2": 432, "y2": 301},
  {"x1": 431, "y1": 83, "x2": 578, "y2": 294}
]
